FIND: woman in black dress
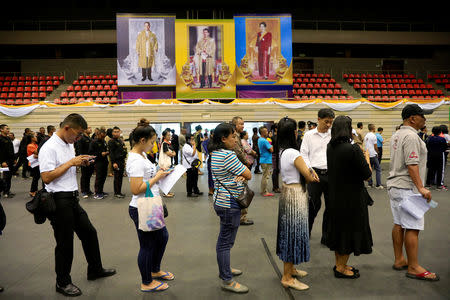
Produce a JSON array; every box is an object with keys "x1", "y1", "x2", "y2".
[{"x1": 326, "y1": 115, "x2": 373, "y2": 279}]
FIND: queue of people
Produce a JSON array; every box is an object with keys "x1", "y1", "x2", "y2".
[{"x1": 0, "y1": 104, "x2": 446, "y2": 296}]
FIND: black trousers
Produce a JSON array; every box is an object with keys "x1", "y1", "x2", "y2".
[
  {"x1": 49, "y1": 194, "x2": 103, "y2": 286},
  {"x1": 272, "y1": 167, "x2": 280, "y2": 191},
  {"x1": 307, "y1": 172, "x2": 329, "y2": 244},
  {"x1": 142, "y1": 67, "x2": 152, "y2": 80},
  {"x1": 30, "y1": 166, "x2": 40, "y2": 193},
  {"x1": 2, "y1": 171, "x2": 12, "y2": 195},
  {"x1": 113, "y1": 161, "x2": 125, "y2": 195},
  {"x1": 186, "y1": 167, "x2": 199, "y2": 195},
  {"x1": 16, "y1": 154, "x2": 29, "y2": 177},
  {"x1": 426, "y1": 155, "x2": 443, "y2": 188},
  {"x1": 254, "y1": 153, "x2": 261, "y2": 172},
  {"x1": 378, "y1": 147, "x2": 383, "y2": 164},
  {"x1": 94, "y1": 162, "x2": 108, "y2": 195},
  {"x1": 80, "y1": 165, "x2": 94, "y2": 194},
  {"x1": 173, "y1": 150, "x2": 179, "y2": 165}
]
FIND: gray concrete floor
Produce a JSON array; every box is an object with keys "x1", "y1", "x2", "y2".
[{"x1": 0, "y1": 162, "x2": 449, "y2": 299}]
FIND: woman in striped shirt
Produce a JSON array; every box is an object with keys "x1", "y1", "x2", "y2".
[{"x1": 209, "y1": 123, "x2": 252, "y2": 294}]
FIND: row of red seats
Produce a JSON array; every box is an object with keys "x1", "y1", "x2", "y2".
[
  {"x1": 353, "y1": 83, "x2": 432, "y2": 90},
  {"x1": 366, "y1": 96, "x2": 439, "y2": 101},
  {"x1": 0, "y1": 92, "x2": 47, "y2": 99},
  {"x1": 61, "y1": 91, "x2": 118, "y2": 98},
  {"x1": 294, "y1": 78, "x2": 336, "y2": 83},
  {"x1": 293, "y1": 73, "x2": 331, "y2": 78},
  {"x1": 78, "y1": 75, "x2": 117, "y2": 80},
  {"x1": 360, "y1": 89, "x2": 443, "y2": 96},
  {"x1": 0, "y1": 99, "x2": 40, "y2": 105},
  {"x1": 293, "y1": 89, "x2": 348, "y2": 95},
  {"x1": 428, "y1": 74, "x2": 450, "y2": 79},
  {"x1": 73, "y1": 79, "x2": 117, "y2": 86},
  {"x1": 54, "y1": 97, "x2": 118, "y2": 105},
  {"x1": 294, "y1": 83, "x2": 341, "y2": 89},
  {"x1": 66, "y1": 85, "x2": 118, "y2": 92},
  {"x1": 0, "y1": 75, "x2": 64, "y2": 82},
  {"x1": 2, "y1": 86, "x2": 54, "y2": 92},
  {"x1": 347, "y1": 78, "x2": 423, "y2": 84},
  {"x1": 344, "y1": 73, "x2": 415, "y2": 79},
  {"x1": 0, "y1": 80, "x2": 61, "y2": 87},
  {"x1": 293, "y1": 95, "x2": 354, "y2": 100}
]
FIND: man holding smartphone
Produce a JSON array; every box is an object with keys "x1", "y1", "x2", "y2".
[{"x1": 39, "y1": 113, "x2": 115, "y2": 297}]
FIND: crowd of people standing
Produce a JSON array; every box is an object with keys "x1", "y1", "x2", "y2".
[{"x1": 0, "y1": 105, "x2": 447, "y2": 295}]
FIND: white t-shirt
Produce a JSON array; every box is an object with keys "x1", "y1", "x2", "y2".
[
  {"x1": 364, "y1": 132, "x2": 378, "y2": 158},
  {"x1": 182, "y1": 143, "x2": 198, "y2": 169},
  {"x1": 39, "y1": 134, "x2": 78, "y2": 193},
  {"x1": 126, "y1": 152, "x2": 160, "y2": 208},
  {"x1": 280, "y1": 148, "x2": 302, "y2": 184}
]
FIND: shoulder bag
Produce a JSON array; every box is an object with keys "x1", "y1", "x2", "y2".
[{"x1": 213, "y1": 172, "x2": 254, "y2": 209}]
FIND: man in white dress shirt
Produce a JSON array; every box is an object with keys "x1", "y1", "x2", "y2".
[
  {"x1": 364, "y1": 124, "x2": 383, "y2": 188},
  {"x1": 39, "y1": 113, "x2": 116, "y2": 297},
  {"x1": 300, "y1": 108, "x2": 334, "y2": 245}
]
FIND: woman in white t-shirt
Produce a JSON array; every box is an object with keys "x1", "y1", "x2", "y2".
[
  {"x1": 126, "y1": 124, "x2": 173, "y2": 293},
  {"x1": 182, "y1": 133, "x2": 202, "y2": 197},
  {"x1": 275, "y1": 117, "x2": 319, "y2": 291}
]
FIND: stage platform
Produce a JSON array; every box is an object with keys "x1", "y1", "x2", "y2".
[{"x1": 0, "y1": 163, "x2": 448, "y2": 299}]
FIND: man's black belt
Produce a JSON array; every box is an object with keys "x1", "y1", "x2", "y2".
[
  {"x1": 53, "y1": 191, "x2": 79, "y2": 197},
  {"x1": 313, "y1": 168, "x2": 327, "y2": 175}
]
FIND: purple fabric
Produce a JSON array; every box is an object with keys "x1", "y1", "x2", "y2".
[
  {"x1": 237, "y1": 90, "x2": 289, "y2": 99},
  {"x1": 120, "y1": 91, "x2": 174, "y2": 100}
]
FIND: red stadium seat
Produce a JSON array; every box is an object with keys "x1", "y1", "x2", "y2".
[
  {"x1": 112, "y1": 75, "x2": 117, "y2": 79},
  {"x1": 95, "y1": 97, "x2": 103, "y2": 103},
  {"x1": 16, "y1": 87, "x2": 24, "y2": 92},
  {"x1": 60, "y1": 91, "x2": 68, "y2": 98},
  {"x1": 61, "y1": 98, "x2": 69, "y2": 105},
  {"x1": 32, "y1": 92, "x2": 39, "y2": 98},
  {"x1": 6, "y1": 99, "x2": 15, "y2": 105},
  {"x1": 73, "y1": 80, "x2": 80, "y2": 86},
  {"x1": 39, "y1": 92, "x2": 46, "y2": 99},
  {"x1": 89, "y1": 85, "x2": 96, "y2": 91},
  {"x1": 23, "y1": 99, "x2": 31, "y2": 105},
  {"x1": 69, "y1": 98, "x2": 77, "y2": 104},
  {"x1": 83, "y1": 91, "x2": 91, "y2": 98},
  {"x1": 7, "y1": 92, "x2": 15, "y2": 99},
  {"x1": 46, "y1": 86, "x2": 53, "y2": 92},
  {"x1": 96, "y1": 85, "x2": 103, "y2": 91},
  {"x1": 76, "y1": 91, "x2": 83, "y2": 98},
  {"x1": 109, "y1": 97, "x2": 118, "y2": 104},
  {"x1": 101, "y1": 79, "x2": 108, "y2": 85},
  {"x1": 91, "y1": 91, "x2": 99, "y2": 98},
  {"x1": 31, "y1": 98, "x2": 39, "y2": 104},
  {"x1": 15, "y1": 92, "x2": 23, "y2": 98},
  {"x1": 74, "y1": 85, "x2": 81, "y2": 91},
  {"x1": 99, "y1": 91, "x2": 107, "y2": 98},
  {"x1": 81, "y1": 85, "x2": 89, "y2": 91},
  {"x1": 94, "y1": 79, "x2": 101, "y2": 85},
  {"x1": 106, "y1": 91, "x2": 114, "y2": 97},
  {"x1": 68, "y1": 92, "x2": 75, "y2": 98},
  {"x1": 53, "y1": 80, "x2": 60, "y2": 86},
  {"x1": 0, "y1": 99, "x2": 6, "y2": 105},
  {"x1": 67, "y1": 86, "x2": 74, "y2": 91}
]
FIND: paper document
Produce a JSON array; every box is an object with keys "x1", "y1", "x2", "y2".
[
  {"x1": 27, "y1": 154, "x2": 39, "y2": 168},
  {"x1": 0, "y1": 168, "x2": 9, "y2": 172},
  {"x1": 401, "y1": 194, "x2": 431, "y2": 219},
  {"x1": 159, "y1": 165, "x2": 187, "y2": 195}
]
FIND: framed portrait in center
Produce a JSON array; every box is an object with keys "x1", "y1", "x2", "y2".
[
  {"x1": 176, "y1": 19, "x2": 236, "y2": 99},
  {"x1": 116, "y1": 14, "x2": 176, "y2": 87}
]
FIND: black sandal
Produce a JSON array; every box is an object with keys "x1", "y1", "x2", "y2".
[{"x1": 333, "y1": 266, "x2": 360, "y2": 279}]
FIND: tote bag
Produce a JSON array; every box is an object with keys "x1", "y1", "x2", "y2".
[
  {"x1": 159, "y1": 142, "x2": 172, "y2": 169},
  {"x1": 137, "y1": 182, "x2": 166, "y2": 232}
]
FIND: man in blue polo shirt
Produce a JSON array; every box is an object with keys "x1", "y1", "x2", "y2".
[
  {"x1": 258, "y1": 126, "x2": 274, "y2": 196},
  {"x1": 376, "y1": 127, "x2": 384, "y2": 164}
]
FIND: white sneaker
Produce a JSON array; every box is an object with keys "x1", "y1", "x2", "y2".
[{"x1": 375, "y1": 185, "x2": 384, "y2": 190}]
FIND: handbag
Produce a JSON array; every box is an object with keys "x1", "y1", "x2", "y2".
[
  {"x1": 25, "y1": 188, "x2": 56, "y2": 224},
  {"x1": 137, "y1": 182, "x2": 166, "y2": 231},
  {"x1": 213, "y1": 175, "x2": 254, "y2": 209},
  {"x1": 183, "y1": 149, "x2": 201, "y2": 169}
]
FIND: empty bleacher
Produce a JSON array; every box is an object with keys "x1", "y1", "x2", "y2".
[
  {"x1": 0, "y1": 74, "x2": 64, "y2": 105},
  {"x1": 54, "y1": 74, "x2": 118, "y2": 105},
  {"x1": 428, "y1": 74, "x2": 450, "y2": 91},
  {"x1": 344, "y1": 73, "x2": 445, "y2": 102},
  {"x1": 292, "y1": 73, "x2": 353, "y2": 100}
]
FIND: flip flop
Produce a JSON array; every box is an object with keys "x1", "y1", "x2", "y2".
[
  {"x1": 406, "y1": 271, "x2": 439, "y2": 281},
  {"x1": 141, "y1": 282, "x2": 169, "y2": 292},
  {"x1": 153, "y1": 271, "x2": 175, "y2": 281},
  {"x1": 392, "y1": 264, "x2": 408, "y2": 271}
]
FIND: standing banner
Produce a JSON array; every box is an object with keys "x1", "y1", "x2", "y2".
[
  {"x1": 175, "y1": 19, "x2": 236, "y2": 99},
  {"x1": 234, "y1": 14, "x2": 293, "y2": 98},
  {"x1": 116, "y1": 14, "x2": 176, "y2": 87}
]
